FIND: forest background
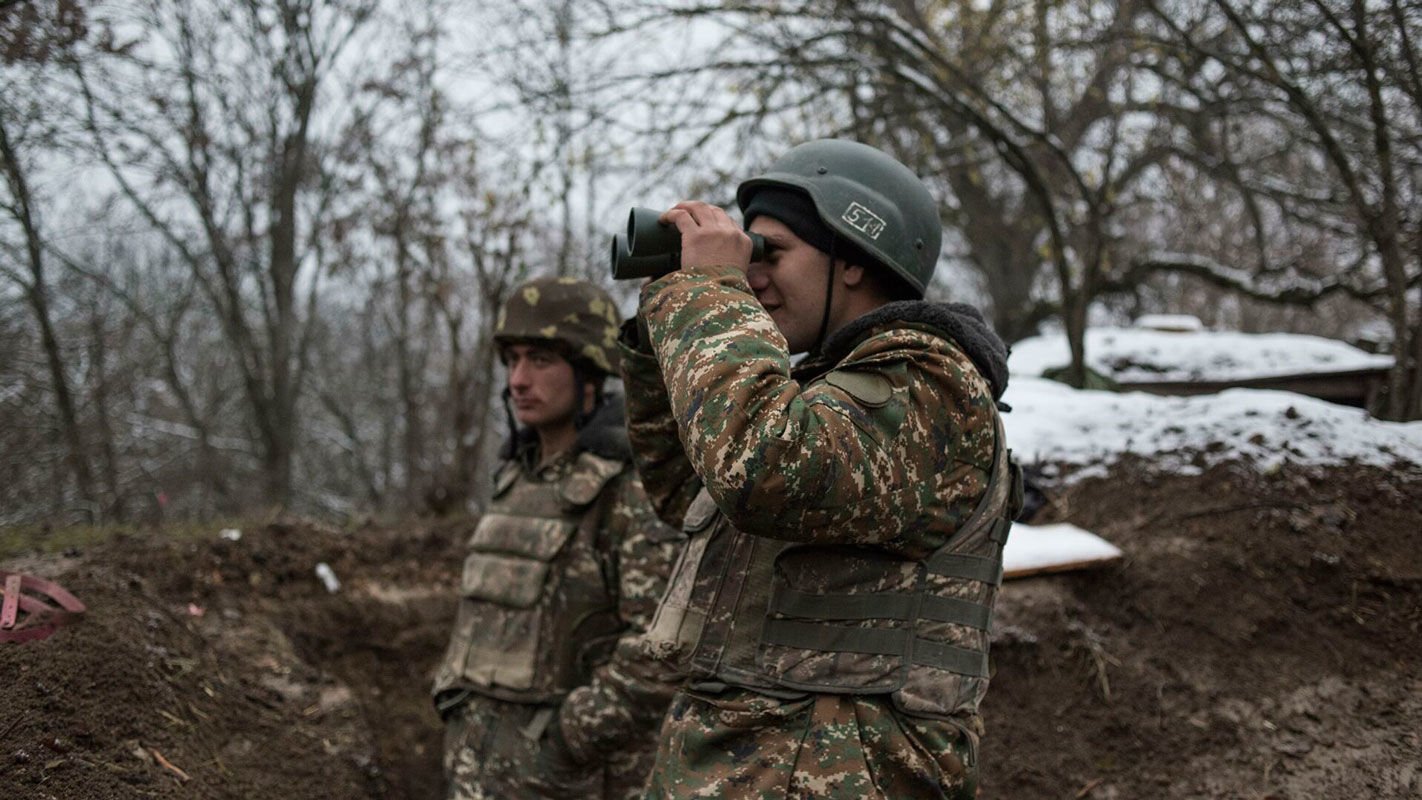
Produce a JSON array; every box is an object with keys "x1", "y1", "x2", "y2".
[{"x1": 3, "y1": 0, "x2": 1420, "y2": 526}]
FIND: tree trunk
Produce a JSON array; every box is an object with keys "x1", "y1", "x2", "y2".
[
  {"x1": 394, "y1": 232, "x2": 427, "y2": 508},
  {"x1": 1407, "y1": 299, "x2": 1421, "y2": 420},
  {"x1": 1, "y1": 114, "x2": 96, "y2": 514},
  {"x1": 88, "y1": 302, "x2": 125, "y2": 521},
  {"x1": 1372, "y1": 228, "x2": 1412, "y2": 419},
  {"x1": 1062, "y1": 284, "x2": 1089, "y2": 388},
  {"x1": 945, "y1": 154, "x2": 1043, "y2": 342},
  {"x1": 256, "y1": 68, "x2": 320, "y2": 508}
]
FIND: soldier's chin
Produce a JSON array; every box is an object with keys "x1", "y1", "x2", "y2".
[{"x1": 779, "y1": 328, "x2": 812, "y2": 355}]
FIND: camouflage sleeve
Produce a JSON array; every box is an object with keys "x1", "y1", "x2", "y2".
[
  {"x1": 619, "y1": 329, "x2": 702, "y2": 529},
  {"x1": 638, "y1": 264, "x2": 996, "y2": 556},
  {"x1": 556, "y1": 469, "x2": 686, "y2": 763}
]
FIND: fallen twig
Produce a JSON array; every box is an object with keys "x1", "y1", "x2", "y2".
[
  {"x1": 1075, "y1": 777, "x2": 1105, "y2": 798},
  {"x1": 149, "y1": 747, "x2": 191, "y2": 782},
  {"x1": 0, "y1": 712, "x2": 27, "y2": 741},
  {"x1": 1175, "y1": 500, "x2": 1321, "y2": 521}
]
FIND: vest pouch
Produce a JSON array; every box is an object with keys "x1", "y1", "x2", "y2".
[
  {"x1": 469, "y1": 512, "x2": 579, "y2": 560},
  {"x1": 643, "y1": 489, "x2": 719, "y2": 665},
  {"x1": 893, "y1": 569, "x2": 995, "y2": 717},
  {"x1": 452, "y1": 513, "x2": 580, "y2": 692},
  {"x1": 459, "y1": 511, "x2": 579, "y2": 607},
  {"x1": 758, "y1": 545, "x2": 920, "y2": 693},
  {"x1": 460, "y1": 552, "x2": 550, "y2": 608},
  {"x1": 434, "y1": 453, "x2": 629, "y2": 704},
  {"x1": 894, "y1": 583, "x2": 995, "y2": 716}
]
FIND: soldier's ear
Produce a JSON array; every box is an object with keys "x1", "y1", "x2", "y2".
[
  {"x1": 842, "y1": 262, "x2": 903, "y2": 306},
  {"x1": 840, "y1": 262, "x2": 867, "y2": 288}
]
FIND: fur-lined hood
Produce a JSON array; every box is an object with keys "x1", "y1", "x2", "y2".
[{"x1": 821, "y1": 300, "x2": 1010, "y2": 401}]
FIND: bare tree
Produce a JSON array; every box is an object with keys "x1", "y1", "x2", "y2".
[
  {"x1": 430, "y1": 180, "x2": 534, "y2": 513},
  {"x1": 54, "y1": 231, "x2": 246, "y2": 514},
  {"x1": 334, "y1": 6, "x2": 448, "y2": 509},
  {"x1": 589, "y1": 0, "x2": 1221, "y2": 384},
  {"x1": 71, "y1": 0, "x2": 379, "y2": 504},
  {"x1": 309, "y1": 1, "x2": 542, "y2": 515},
  {"x1": 1144, "y1": 0, "x2": 1422, "y2": 418},
  {"x1": 1, "y1": 0, "x2": 97, "y2": 517},
  {"x1": 0, "y1": 0, "x2": 618, "y2": 525},
  {"x1": 468, "y1": 0, "x2": 628, "y2": 281}
]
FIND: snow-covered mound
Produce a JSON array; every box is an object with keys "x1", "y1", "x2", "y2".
[
  {"x1": 1010, "y1": 327, "x2": 1393, "y2": 383},
  {"x1": 1003, "y1": 376, "x2": 1422, "y2": 478}
]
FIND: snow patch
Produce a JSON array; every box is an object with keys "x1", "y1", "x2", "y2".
[
  {"x1": 1010, "y1": 328, "x2": 1393, "y2": 383},
  {"x1": 1003, "y1": 377, "x2": 1422, "y2": 477}
]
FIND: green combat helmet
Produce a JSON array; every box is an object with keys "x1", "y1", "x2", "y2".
[
  {"x1": 736, "y1": 139, "x2": 942, "y2": 298},
  {"x1": 495, "y1": 276, "x2": 622, "y2": 375}
]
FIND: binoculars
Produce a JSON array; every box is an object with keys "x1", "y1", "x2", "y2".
[{"x1": 610, "y1": 207, "x2": 766, "y2": 280}]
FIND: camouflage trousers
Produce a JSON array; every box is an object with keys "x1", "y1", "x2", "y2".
[
  {"x1": 442, "y1": 693, "x2": 656, "y2": 800},
  {"x1": 642, "y1": 687, "x2": 978, "y2": 799}
]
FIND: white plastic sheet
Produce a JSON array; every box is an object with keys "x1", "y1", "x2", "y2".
[{"x1": 1004, "y1": 523, "x2": 1123, "y2": 579}]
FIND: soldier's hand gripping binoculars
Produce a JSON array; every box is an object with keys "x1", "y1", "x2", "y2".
[{"x1": 610, "y1": 207, "x2": 766, "y2": 280}]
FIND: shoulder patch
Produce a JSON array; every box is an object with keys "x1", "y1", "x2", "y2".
[{"x1": 823, "y1": 369, "x2": 894, "y2": 407}]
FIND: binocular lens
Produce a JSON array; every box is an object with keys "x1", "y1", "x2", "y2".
[{"x1": 611, "y1": 207, "x2": 766, "y2": 280}]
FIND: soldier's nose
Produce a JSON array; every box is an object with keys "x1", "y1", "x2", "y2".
[{"x1": 508, "y1": 361, "x2": 532, "y2": 387}]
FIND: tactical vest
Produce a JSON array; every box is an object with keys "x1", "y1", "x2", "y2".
[
  {"x1": 644, "y1": 416, "x2": 1022, "y2": 719},
  {"x1": 433, "y1": 451, "x2": 628, "y2": 705}
]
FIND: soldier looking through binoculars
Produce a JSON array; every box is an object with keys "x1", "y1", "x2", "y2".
[{"x1": 618, "y1": 139, "x2": 1022, "y2": 799}]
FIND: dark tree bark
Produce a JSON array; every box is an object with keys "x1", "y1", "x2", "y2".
[{"x1": 0, "y1": 112, "x2": 96, "y2": 513}]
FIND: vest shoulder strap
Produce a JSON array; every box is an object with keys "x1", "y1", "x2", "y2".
[
  {"x1": 560, "y1": 451, "x2": 627, "y2": 510},
  {"x1": 491, "y1": 460, "x2": 520, "y2": 499},
  {"x1": 952, "y1": 413, "x2": 1014, "y2": 540}
]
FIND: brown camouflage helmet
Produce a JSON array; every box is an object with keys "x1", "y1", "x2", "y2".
[{"x1": 494, "y1": 276, "x2": 622, "y2": 375}]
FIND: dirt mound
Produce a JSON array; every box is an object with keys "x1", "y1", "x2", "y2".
[
  {"x1": 984, "y1": 460, "x2": 1422, "y2": 799},
  {"x1": 1, "y1": 520, "x2": 467, "y2": 799},
  {"x1": 2, "y1": 462, "x2": 1419, "y2": 799}
]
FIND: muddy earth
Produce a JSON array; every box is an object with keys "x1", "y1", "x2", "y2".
[{"x1": 2, "y1": 461, "x2": 1419, "y2": 799}]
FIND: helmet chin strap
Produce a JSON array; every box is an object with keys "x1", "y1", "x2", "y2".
[
  {"x1": 570, "y1": 364, "x2": 603, "y2": 431},
  {"x1": 812, "y1": 236, "x2": 839, "y2": 355},
  {"x1": 500, "y1": 386, "x2": 521, "y2": 460}
]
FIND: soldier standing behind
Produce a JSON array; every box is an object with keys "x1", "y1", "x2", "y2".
[
  {"x1": 620, "y1": 140, "x2": 1022, "y2": 799},
  {"x1": 432, "y1": 276, "x2": 684, "y2": 800}
]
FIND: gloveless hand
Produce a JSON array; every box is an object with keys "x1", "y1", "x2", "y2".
[{"x1": 659, "y1": 201, "x2": 755, "y2": 273}]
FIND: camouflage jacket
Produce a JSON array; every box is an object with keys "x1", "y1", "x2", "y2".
[
  {"x1": 432, "y1": 397, "x2": 686, "y2": 765},
  {"x1": 620, "y1": 265, "x2": 1011, "y2": 718}
]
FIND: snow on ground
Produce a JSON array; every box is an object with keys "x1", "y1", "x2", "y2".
[
  {"x1": 1003, "y1": 376, "x2": 1422, "y2": 479},
  {"x1": 1002, "y1": 326, "x2": 1422, "y2": 478},
  {"x1": 1000, "y1": 326, "x2": 1417, "y2": 573},
  {"x1": 1010, "y1": 326, "x2": 1393, "y2": 383}
]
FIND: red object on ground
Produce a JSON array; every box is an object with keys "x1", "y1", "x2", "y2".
[{"x1": 0, "y1": 571, "x2": 87, "y2": 644}]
